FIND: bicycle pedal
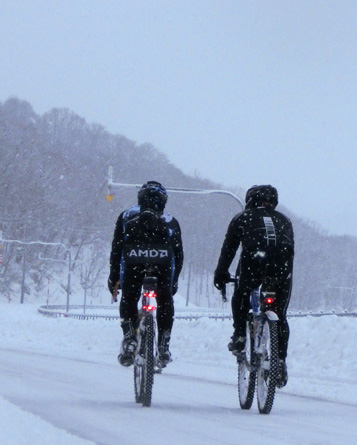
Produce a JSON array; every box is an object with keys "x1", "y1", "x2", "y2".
[
  {"x1": 232, "y1": 348, "x2": 245, "y2": 357},
  {"x1": 134, "y1": 354, "x2": 145, "y2": 366},
  {"x1": 157, "y1": 359, "x2": 167, "y2": 368},
  {"x1": 236, "y1": 352, "x2": 245, "y2": 363},
  {"x1": 118, "y1": 353, "x2": 134, "y2": 367}
]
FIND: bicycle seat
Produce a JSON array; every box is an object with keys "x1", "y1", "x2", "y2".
[{"x1": 143, "y1": 276, "x2": 158, "y2": 291}]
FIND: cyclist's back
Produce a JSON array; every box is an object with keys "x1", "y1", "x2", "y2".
[
  {"x1": 239, "y1": 206, "x2": 293, "y2": 252},
  {"x1": 214, "y1": 185, "x2": 294, "y2": 387},
  {"x1": 108, "y1": 181, "x2": 184, "y2": 367},
  {"x1": 237, "y1": 205, "x2": 294, "y2": 282}
]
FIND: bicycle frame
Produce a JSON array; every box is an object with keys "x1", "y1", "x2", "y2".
[{"x1": 252, "y1": 285, "x2": 279, "y2": 353}]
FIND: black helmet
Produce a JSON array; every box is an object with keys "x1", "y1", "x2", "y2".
[
  {"x1": 138, "y1": 181, "x2": 168, "y2": 212},
  {"x1": 245, "y1": 185, "x2": 278, "y2": 209}
]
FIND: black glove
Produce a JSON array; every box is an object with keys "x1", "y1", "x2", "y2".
[
  {"x1": 108, "y1": 276, "x2": 120, "y2": 295},
  {"x1": 108, "y1": 277, "x2": 114, "y2": 294},
  {"x1": 214, "y1": 270, "x2": 230, "y2": 291}
]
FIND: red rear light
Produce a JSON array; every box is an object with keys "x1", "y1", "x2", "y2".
[
  {"x1": 264, "y1": 297, "x2": 275, "y2": 305},
  {"x1": 143, "y1": 305, "x2": 156, "y2": 311},
  {"x1": 144, "y1": 291, "x2": 157, "y2": 298}
]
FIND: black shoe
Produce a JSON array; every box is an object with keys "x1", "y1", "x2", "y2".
[
  {"x1": 118, "y1": 352, "x2": 134, "y2": 367},
  {"x1": 158, "y1": 330, "x2": 172, "y2": 367},
  {"x1": 158, "y1": 345, "x2": 172, "y2": 367},
  {"x1": 228, "y1": 335, "x2": 246, "y2": 356},
  {"x1": 118, "y1": 337, "x2": 137, "y2": 367},
  {"x1": 277, "y1": 359, "x2": 288, "y2": 388}
]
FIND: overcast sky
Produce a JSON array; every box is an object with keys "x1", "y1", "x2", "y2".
[{"x1": 1, "y1": 1, "x2": 356, "y2": 236}]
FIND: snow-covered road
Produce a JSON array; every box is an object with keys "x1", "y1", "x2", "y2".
[
  {"x1": 0, "y1": 347, "x2": 356, "y2": 444},
  {"x1": 0, "y1": 303, "x2": 356, "y2": 444}
]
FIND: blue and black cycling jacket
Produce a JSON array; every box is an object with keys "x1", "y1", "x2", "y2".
[{"x1": 109, "y1": 205, "x2": 184, "y2": 285}]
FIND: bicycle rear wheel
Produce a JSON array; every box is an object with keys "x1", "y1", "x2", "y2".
[
  {"x1": 238, "y1": 316, "x2": 256, "y2": 409},
  {"x1": 134, "y1": 315, "x2": 155, "y2": 407},
  {"x1": 134, "y1": 332, "x2": 143, "y2": 404},
  {"x1": 256, "y1": 318, "x2": 279, "y2": 414}
]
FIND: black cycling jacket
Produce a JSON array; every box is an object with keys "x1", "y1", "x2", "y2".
[{"x1": 216, "y1": 205, "x2": 294, "y2": 274}]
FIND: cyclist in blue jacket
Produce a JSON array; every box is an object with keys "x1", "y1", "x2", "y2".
[{"x1": 109, "y1": 181, "x2": 184, "y2": 367}]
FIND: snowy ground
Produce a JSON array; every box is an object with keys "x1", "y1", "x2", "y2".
[{"x1": 0, "y1": 294, "x2": 356, "y2": 444}]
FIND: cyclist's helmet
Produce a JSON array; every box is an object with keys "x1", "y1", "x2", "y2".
[
  {"x1": 137, "y1": 181, "x2": 168, "y2": 212},
  {"x1": 245, "y1": 185, "x2": 278, "y2": 209}
]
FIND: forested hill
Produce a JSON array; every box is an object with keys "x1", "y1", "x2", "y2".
[{"x1": 0, "y1": 97, "x2": 356, "y2": 311}]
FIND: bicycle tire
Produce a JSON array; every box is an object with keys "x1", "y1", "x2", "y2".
[
  {"x1": 134, "y1": 314, "x2": 155, "y2": 407},
  {"x1": 238, "y1": 316, "x2": 256, "y2": 409},
  {"x1": 256, "y1": 319, "x2": 279, "y2": 414},
  {"x1": 134, "y1": 331, "x2": 143, "y2": 404}
]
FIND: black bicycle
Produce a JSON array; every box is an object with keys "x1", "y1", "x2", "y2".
[
  {"x1": 133, "y1": 274, "x2": 162, "y2": 407},
  {"x1": 223, "y1": 278, "x2": 280, "y2": 414}
]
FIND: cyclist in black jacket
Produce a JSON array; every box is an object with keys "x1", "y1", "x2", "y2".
[
  {"x1": 214, "y1": 185, "x2": 294, "y2": 387},
  {"x1": 109, "y1": 181, "x2": 184, "y2": 367}
]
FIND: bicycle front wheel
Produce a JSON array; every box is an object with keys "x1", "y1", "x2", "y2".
[
  {"x1": 256, "y1": 319, "x2": 279, "y2": 414},
  {"x1": 134, "y1": 314, "x2": 155, "y2": 407},
  {"x1": 238, "y1": 316, "x2": 256, "y2": 410}
]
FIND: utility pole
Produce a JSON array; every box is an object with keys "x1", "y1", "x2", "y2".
[{"x1": 20, "y1": 248, "x2": 26, "y2": 304}]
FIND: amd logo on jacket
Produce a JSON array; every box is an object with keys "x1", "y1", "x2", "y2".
[{"x1": 128, "y1": 248, "x2": 169, "y2": 258}]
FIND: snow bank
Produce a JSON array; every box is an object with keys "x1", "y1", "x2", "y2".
[{"x1": 0, "y1": 397, "x2": 94, "y2": 445}]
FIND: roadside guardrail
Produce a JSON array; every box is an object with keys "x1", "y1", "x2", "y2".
[{"x1": 38, "y1": 305, "x2": 357, "y2": 320}]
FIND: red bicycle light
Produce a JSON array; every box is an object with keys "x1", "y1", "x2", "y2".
[
  {"x1": 264, "y1": 297, "x2": 275, "y2": 305},
  {"x1": 144, "y1": 291, "x2": 157, "y2": 298},
  {"x1": 143, "y1": 305, "x2": 156, "y2": 311}
]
